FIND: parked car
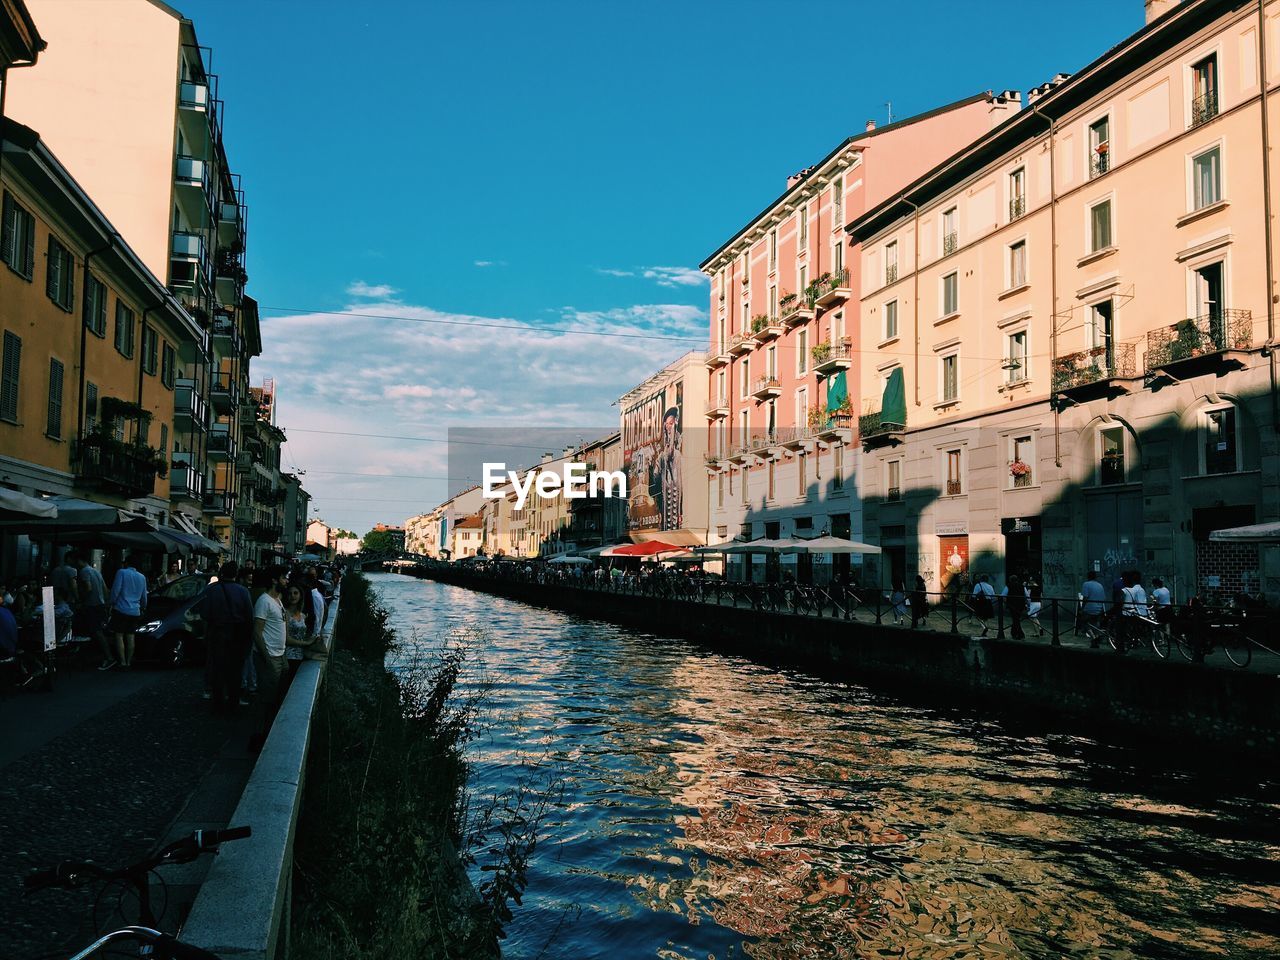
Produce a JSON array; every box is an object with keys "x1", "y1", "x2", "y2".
[{"x1": 132, "y1": 573, "x2": 212, "y2": 666}]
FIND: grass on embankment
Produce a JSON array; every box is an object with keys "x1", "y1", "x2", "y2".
[{"x1": 290, "y1": 571, "x2": 520, "y2": 958}]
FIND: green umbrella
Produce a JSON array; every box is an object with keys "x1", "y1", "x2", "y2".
[
  {"x1": 826, "y1": 370, "x2": 848, "y2": 417},
  {"x1": 881, "y1": 366, "x2": 907, "y2": 428}
]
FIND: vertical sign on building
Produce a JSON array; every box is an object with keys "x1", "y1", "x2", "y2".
[{"x1": 622, "y1": 380, "x2": 683, "y2": 532}]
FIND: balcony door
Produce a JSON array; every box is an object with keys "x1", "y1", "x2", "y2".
[
  {"x1": 1194, "y1": 261, "x2": 1225, "y2": 345},
  {"x1": 1089, "y1": 299, "x2": 1114, "y2": 369}
]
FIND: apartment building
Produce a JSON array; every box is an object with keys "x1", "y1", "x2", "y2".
[
  {"x1": 5, "y1": 0, "x2": 259, "y2": 548},
  {"x1": 0, "y1": 119, "x2": 203, "y2": 563},
  {"x1": 280, "y1": 472, "x2": 309, "y2": 557},
  {"x1": 452, "y1": 515, "x2": 484, "y2": 559},
  {"x1": 0, "y1": 0, "x2": 42, "y2": 72},
  {"x1": 846, "y1": 0, "x2": 1279, "y2": 600},
  {"x1": 234, "y1": 383, "x2": 287, "y2": 563},
  {"x1": 699, "y1": 94, "x2": 1018, "y2": 581}
]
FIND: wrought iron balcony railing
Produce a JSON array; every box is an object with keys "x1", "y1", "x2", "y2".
[
  {"x1": 942, "y1": 232, "x2": 958, "y2": 256},
  {"x1": 1009, "y1": 195, "x2": 1026, "y2": 220},
  {"x1": 885, "y1": 263, "x2": 898, "y2": 285},
  {"x1": 1052, "y1": 343, "x2": 1136, "y2": 392},
  {"x1": 1145, "y1": 310, "x2": 1252, "y2": 374},
  {"x1": 859, "y1": 409, "x2": 905, "y2": 441},
  {"x1": 1191, "y1": 90, "x2": 1218, "y2": 128},
  {"x1": 76, "y1": 439, "x2": 160, "y2": 498},
  {"x1": 1090, "y1": 149, "x2": 1110, "y2": 179}
]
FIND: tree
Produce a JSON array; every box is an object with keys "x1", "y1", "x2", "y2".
[{"x1": 361, "y1": 528, "x2": 398, "y2": 554}]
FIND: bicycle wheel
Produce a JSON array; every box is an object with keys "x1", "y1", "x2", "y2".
[
  {"x1": 1174, "y1": 629, "x2": 1200, "y2": 662},
  {"x1": 1223, "y1": 629, "x2": 1253, "y2": 668},
  {"x1": 1150, "y1": 627, "x2": 1171, "y2": 659},
  {"x1": 1106, "y1": 624, "x2": 1123, "y2": 653}
]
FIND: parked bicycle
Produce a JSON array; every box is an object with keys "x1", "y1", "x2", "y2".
[
  {"x1": 1171, "y1": 605, "x2": 1253, "y2": 668},
  {"x1": 24, "y1": 826, "x2": 251, "y2": 958}
]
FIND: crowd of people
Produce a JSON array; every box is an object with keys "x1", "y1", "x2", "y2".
[{"x1": 0, "y1": 549, "x2": 343, "y2": 747}]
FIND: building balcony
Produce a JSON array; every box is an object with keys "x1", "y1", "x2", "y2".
[
  {"x1": 208, "y1": 423, "x2": 236, "y2": 462},
  {"x1": 727, "y1": 332, "x2": 755, "y2": 356},
  {"x1": 218, "y1": 198, "x2": 244, "y2": 246},
  {"x1": 173, "y1": 378, "x2": 209, "y2": 432},
  {"x1": 215, "y1": 247, "x2": 246, "y2": 304},
  {"x1": 1009, "y1": 195, "x2": 1026, "y2": 221},
  {"x1": 704, "y1": 397, "x2": 729, "y2": 419},
  {"x1": 942, "y1": 232, "x2": 959, "y2": 256},
  {"x1": 233, "y1": 505, "x2": 255, "y2": 526},
  {"x1": 704, "y1": 348, "x2": 731, "y2": 370},
  {"x1": 235, "y1": 451, "x2": 253, "y2": 474},
  {"x1": 202, "y1": 489, "x2": 234, "y2": 517},
  {"x1": 210, "y1": 371, "x2": 236, "y2": 414},
  {"x1": 778, "y1": 297, "x2": 815, "y2": 328},
  {"x1": 1090, "y1": 148, "x2": 1110, "y2": 179},
  {"x1": 1144, "y1": 310, "x2": 1252, "y2": 379},
  {"x1": 179, "y1": 79, "x2": 209, "y2": 112},
  {"x1": 814, "y1": 268, "x2": 851, "y2": 309},
  {"x1": 75, "y1": 439, "x2": 161, "y2": 499},
  {"x1": 750, "y1": 375, "x2": 782, "y2": 401},
  {"x1": 885, "y1": 263, "x2": 899, "y2": 286},
  {"x1": 211, "y1": 313, "x2": 242, "y2": 355},
  {"x1": 859, "y1": 409, "x2": 905, "y2": 449},
  {"x1": 170, "y1": 454, "x2": 206, "y2": 501},
  {"x1": 751, "y1": 316, "x2": 785, "y2": 342},
  {"x1": 813, "y1": 409, "x2": 855, "y2": 442},
  {"x1": 172, "y1": 230, "x2": 206, "y2": 263},
  {"x1": 175, "y1": 154, "x2": 207, "y2": 188},
  {"x1": 1191, "y1": 91, "x2": 1218, "y2": 128},
  {"x1": 247, "y1": 522, "x2": 284, "y2": 544},
  {"x1": 812, "y1": 338, "x2": 854, "y2": 377},
  {"x1": 1052, "y1": 343, "x2": 1137, "y2": 399}
]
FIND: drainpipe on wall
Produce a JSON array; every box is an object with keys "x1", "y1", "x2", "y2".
[
  {"x1": 78, "y1": 234, "x2": 118, "y2": 444},
  {"x1": 899, "y1": 196, "x2": 922, "y2": 408},
  {"x1": 1258, "y1": 0, "x2": 1278, "y2": 441},
  {"x1": 1031, "y1": 100, "x2": 1062, "y2": 467}
]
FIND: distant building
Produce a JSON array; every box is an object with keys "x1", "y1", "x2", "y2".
[
  {"x1": 306, "y1": 519, "x2": 334, "y2": 558},
  {"x1": 334, "y1": 537, "x2": 360, "y2": 556},
  {"x1": 452, "y1": 514, "x2": 484, "y2": 559}
]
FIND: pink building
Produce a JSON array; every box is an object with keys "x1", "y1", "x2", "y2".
[{"x1": 700, "y1": 93, "x2": 1019, "y2": 580}]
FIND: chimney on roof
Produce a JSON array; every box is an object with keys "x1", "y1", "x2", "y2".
[
  {"x1": 1026, "y1": 73, "x2": 1071, "y2": 105},
  {"x1": 1145, "y1": 0, "x2": 1174, "y2": 24},
  {"x1": 786, "y1": 165, "x2": 816, "y2": 190},
  {"x1": 865, "y1": 119, "x2": 876, "y2": 132}
]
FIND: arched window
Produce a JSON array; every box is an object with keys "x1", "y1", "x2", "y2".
[{"x1": 1200, "y1": 403, "x2": 1239, "y2": 475}]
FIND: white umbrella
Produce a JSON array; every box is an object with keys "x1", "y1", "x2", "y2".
[
  {"x1": 548, "y1": 555, "x2": 592, "y2": 565},
  {"x1": 0, "y1": 488, "x2": 57, "y2": 519},
  {"x1": 1208, "y1": 521, "x2": 1280, "y2": 543},
  {"x1": 777, "y1": 535, "x2": 882, "y2": 555},
  {"x1": 697, "y1": 539, "x2": 792, "y2": 555}
]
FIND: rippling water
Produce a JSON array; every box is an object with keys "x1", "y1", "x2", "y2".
[{"x1": 370, "y1": 573, "x2": 1280, "y2": 960}]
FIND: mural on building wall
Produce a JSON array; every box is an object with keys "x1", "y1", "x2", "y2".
[
  {"x1": 939, "y1": 535, "x2": 969, "y2": 592},
  {"x1": 623, "y1": 380, "x2": 683, "y2": 532}
]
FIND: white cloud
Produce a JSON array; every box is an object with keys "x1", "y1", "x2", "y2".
[
  {"x1": 474, "y1": 260, "x2": 507, "y2": 268},
  {"x1": 346, "y1": 280, "x2": 400, "y2": 299},
  {"x1": 256, "y1": 299, "x2": 705, "y2": 533},
  {"x1": 595, "y1": 267, "x2": 635, "y2": 278},
  {"x1": 597, "y1": 265, "x2": 707, "y2": 288}
]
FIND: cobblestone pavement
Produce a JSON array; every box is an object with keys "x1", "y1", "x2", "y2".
[{"x1": 1, "y1": 668, "x2": 242, "y2": 959}]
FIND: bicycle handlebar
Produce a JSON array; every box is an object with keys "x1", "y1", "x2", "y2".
[
  {"x1": 66, "y1": 926, "x2": 222, "y2": 960},
  {"x1": 24, "y1": 826, "x2": 252, "y2": 892}
]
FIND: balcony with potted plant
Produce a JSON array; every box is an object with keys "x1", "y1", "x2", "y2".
[
  {"x1": 750, "y1": 374, "x2": 782, "y2": 401},
  {"x1": 812, "y1": 338, "x2": 853, "y2": 377},
  {"x1": 752, "y1": 311, "x2": 785, "y2": 343},
  {"x1": 1052, "y1": 342, "x2": 1137, "y2": 402},
  {"x1": 1144, "y1": 310, "x2": 1252, "y2": 381},
  {"x1": 727, "y1": 330, "x2": 756, "y2": 356},
  {"x1": 778, "y1": 291, "x2": 815, "y2": 328},
  {"x1": 1009, "y1": 459, "x2": 1033, "y2": 489},
  {"x1": 814, "y1": 268, "x2": 851, "y2": 309}
]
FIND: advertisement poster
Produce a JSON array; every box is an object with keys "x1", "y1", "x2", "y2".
[
  {"x1": 939, "y1": 535, "x2": 969, "y2": 592},
  {"x1": 622, "y1": 380, "x2": 683, "y2": 532}
]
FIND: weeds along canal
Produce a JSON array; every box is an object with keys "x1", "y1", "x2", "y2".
[{"x1": 371, "y1": 572, "x2": 1280, "y2": 960}]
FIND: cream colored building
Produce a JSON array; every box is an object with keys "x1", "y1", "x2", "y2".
[{"x1": 846, "y1": 0, "x2": 1278, "y2": 601}]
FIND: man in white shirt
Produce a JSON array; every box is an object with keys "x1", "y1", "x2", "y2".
[
  {"x1": 1080, "y1": 571, "x2": 1108, "y2": 647},
  {"x1": 251, "y1": 566, "x2": 289, "y2": 748},
  {"x1": 1126, "y1": 572, "x2": 1149, "y2": 619},
  {"x1": 305, "y1": 571, "x2": 326, "y2": 640},
  {"x1": 108, "y1": 555, "x2": 148, "y2": 668},
  {"x1": 1151, "y1": 578, "x2": 1172, "y2": 623}
]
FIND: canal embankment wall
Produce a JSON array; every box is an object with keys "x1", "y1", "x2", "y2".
[{"x1": 411, "y1": 568, "x2": 1280, "y2": 758}]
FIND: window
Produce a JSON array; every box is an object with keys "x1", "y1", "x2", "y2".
[
  {"x1": 1009, "y1": 240, "x2": 1027, "y2": 289},
  {"x1": 1006, "y1": 330, "x2": 1028, "y2": 384},
  {"x1": 799, "y1": 203, "x2": 808, "y2": 252},
  {"x1": 741, "y1": 462, "x2": 749, "y2": 502},
  {"x1": 85, "y1": 382, "x2": 98, "y2": 433},
  {"x1": 46, "y1": 236, "x2": 75, "y2": 311},
  {"x1": 796, "y1": 328, "x2": 808, "y2": 375},
  {"x1": 716, "y1": 370, "x2": 726, "y2": 405},
  {"x1": 1, "y1": 192, "x2": 36, "y2": 279},
  {"x1": 1090, "y1": 299, "x2": 1114, "y2": 352},
  {"x1": 942, "y1": 272, "x2": 958, "y2": 316},
  {"x1": 798, "y1": 263, "x2": 808, "y2": 298},
  {"x1": 766, "y1": 344, "x2": 777, "y2": 378},
  {"x1": 1100, "y1": 426, "x2": 1125, "y2": 485},
  {"x1": 941, "y1": 353, "x2": 959, "y2": 403},
  {"x1": 1089, "y1": 116, "x2": 1111, "y2": 178},
  {"x1": 1192, "y1": 145, "x2": 1221, "y2": 210},
  {"x1": 46, "y1": 358, "x2": 64, "y2": 439},
  {"x1": 767, "y1": 459, "x2": 775, "y2": 500},
  {"x1": 1009, "y1": 167, "x2": 1026, "y2": 220},
  {"x1": 796, "y1": 386, "x2": 808, "y2": 432},
  {"x1": 142, "y1": 325, "x2": 159, "y2": 375},
  {"x1": 797, "y1": 447, "x2": 807, "y2": 495},
  {"x1": 884, "y1": 299, "x2": 899, "y2": 340},
  {"x1": 769, "y1": 229, "x2": 777, "y2": 271},
  {"x1": 833, "y1": 237, "x2": 844, "y2": 274},
  {"x1": 1089, "y1": 199, "x2": 1112, "y2": 252},
  {"x1": 0, "y1": 332, "x2": 20, "y2": 423},
  {"x1": 885, "y1": 240, "x2": 898, "y2": 284},
  {"x1": 769, "y1": 285, "x2": 777, "y2": 319},
  {"x1": 85, "y1": 275, "x2": 108, "y2": 337},
  {"x1": 739, "y1": 409, "x2": 749, "y2": 450},
  {"x1": 1011, "y1": 435, "x2": 1033, "y2": 487},
  {"x1": 942, "y1": 208, "x2": 958, "y2": 255},
  {"x1": 717, "y1": 472, "x2": 724, "y2": 508},
  {"x1": 742, "y1": 250, "x2": 750, "y2": 285},
  {"x1": 886, "y1": 459, "x2": 902, "y2": 501},
  {"x1": 832, "y1": 444, "x2": 844, "y2": 490},
  {"x1": 1191, "y1": 54, "x2": 1218, "y2": 127},
  {"x1": 1204, "y1": 406, "x2": 1238, "y2": 474},
  {"x1": 945, "y1": 449, "x2": 963, "y2": 496},
  {"x1": 832, "y1": 177, "x2": 843, "y2": 223},
  {"x1": 114, "y1": 301, "x2": 136, "y2": 358}
]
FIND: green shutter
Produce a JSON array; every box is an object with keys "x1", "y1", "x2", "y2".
[
  {"x1": 22, "y1": 207, "x2": 34, "y2": 277},
  {"x1": 86, "y1": 382, "x2": 98, "y2": 432},
  {"x1": 46, "y1": 237, "x2": 60, "y2": 302},
  {"x1": 1, "y1": 193, "x2": 14, "y2": 269},
  {"x1": 1, "y1": 332, "x2": 21, "y2": 422},
  {"x1": 47, "y1": 358, "x2": 64, "y2": 438}
]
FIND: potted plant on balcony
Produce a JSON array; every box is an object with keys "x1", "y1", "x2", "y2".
[
  {"x1": 1009, "y1": 459, "x2": 1032, "y2": 487},
  {"x1": 811, "y1": 341, "x2": 833, "y2": 364},
  {"x1": 778, "y1": 292, "x2": 797, "y2": 313},
  {"x1": 751, "y1": 315, "x2": 768, "y2": 334},
  {"x1": 829, "y1": 397, "x2": 854, "y2": 426},
  {"x1": 807, "y1": 406, "x2": 828, "y2": 432},
  {"x1": 1171, "y1": 318, "x2": 1203, "y2": 362}
]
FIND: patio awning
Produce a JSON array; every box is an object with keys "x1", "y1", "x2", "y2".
[
  {"x1": 776, "y1": 535, "x2": 882, "y2": 555},
  {"x1": 607, "y1": 540, "x2": 686, "y2": 557},
  {"x1": 0, "y1": 488, "x2": 57, "y2": 519},
  {"x1": 1208, "y1": 521, "x2": 1280, "y2": 543},
  {"x1": 695, "y1": 539, "x2": 792, "y2": 555},
  {"x1": 0, "y1": 496, "x2": 154, "y2": 533}
]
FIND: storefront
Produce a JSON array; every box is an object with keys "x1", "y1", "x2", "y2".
[
  {"x1": 1001, "y1": 516, "x2": 1042, "y2": 582},
  {"x1": 936, "y1": 520, "x2": 969, "y2": 595}
]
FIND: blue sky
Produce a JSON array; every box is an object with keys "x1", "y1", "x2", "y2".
[{"x1": 178, "y1": 0, "x2": 1143, "y2": 533}]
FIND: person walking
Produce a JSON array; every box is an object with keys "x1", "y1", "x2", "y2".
[
  {"x1": 250, "y1": 567, "x2": 289, "y2": 750},
  {"x1": 1151, "y1": 577, "x2": 1172, "y2": 624},
  {"x1": 192, "y1": 562, "x2": 253, "y2": 713},
  {"x1": 1080, "y1": 571, "x2": 1107, "y2": 647},
  {"x1": 889, "y1": 581, "x2": 908, "y2": 625},
  {"x1": 1006, "y1": 574, "x2": 1026, "y2": 640},
  {"x1": 107, "y1": 554, "x2": 148, "y2": 668},
  {"x1": 910, "y1": 575, "x2": 929, "y2": 629},
  {"x1": 971, "y1": 574, "x2": 996, "y2": 635},
  {"x1": 71, "y1": 555, "x2": 111, "y2": 670}
]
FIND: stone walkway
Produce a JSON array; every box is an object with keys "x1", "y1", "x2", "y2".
[{"x1": 1, "y1": 666, "x2": 252, "y2": 959}]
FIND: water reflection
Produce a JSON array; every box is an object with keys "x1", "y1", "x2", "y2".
[{"x1": 371, "y1": 574, "x2": 1280, "y2": 960}]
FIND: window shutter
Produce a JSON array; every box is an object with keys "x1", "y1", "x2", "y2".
[
  {"x1": 22, "y1": 207, "x2": 34, "y2": 277},
  {"x1": 1, "y1": 332, "x2": 22, "y2": 422},
  {"x1": 86, "y1": 382, "x2": 98, "y2": 431},
  {"x1": 1, "y1": 193, "x2": 14, "y2": 268},
  {"x1": 46, "y1": 237, "x2": 59, "y2": 302},
  {"x1": 47, "y1": 358, "x2": 64, "y2": 438}
]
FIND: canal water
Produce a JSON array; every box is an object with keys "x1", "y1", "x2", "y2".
[{"x1": 371, "y1": 573, "x2": 1280, "y2": 959}]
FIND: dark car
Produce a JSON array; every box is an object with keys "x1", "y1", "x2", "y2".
[{"x1": 131, "y1": 573, "x2": 212, "y2": 666}]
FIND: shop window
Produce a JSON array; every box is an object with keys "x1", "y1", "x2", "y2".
[
  {"x1": 1099, "y1": 426, "x2": 1126, "y2": 485},
  {"x1": 1203, "y1": 405, "x2": 1238, "y2": 474}
]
